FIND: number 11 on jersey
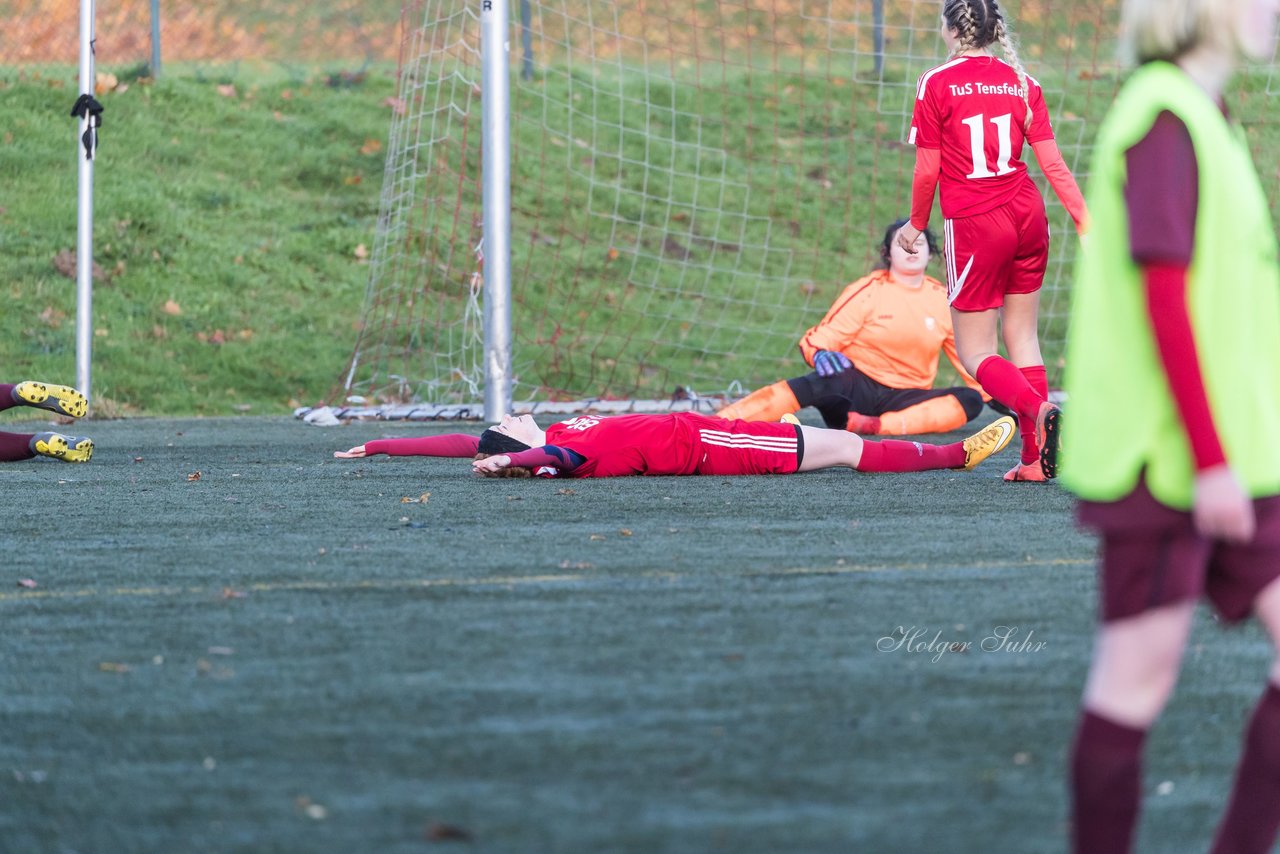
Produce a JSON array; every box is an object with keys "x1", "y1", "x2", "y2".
[{"x1": 961, "y1": 112, "x2": 1015, "y2": 179}]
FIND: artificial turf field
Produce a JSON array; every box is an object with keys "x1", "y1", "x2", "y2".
[{"x1": 1, "y1": 414, "x2": 1275, "y2": 853}]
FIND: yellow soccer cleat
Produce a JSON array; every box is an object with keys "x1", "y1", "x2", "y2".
[
  {"x1": 13, "y1": 381, "x2": 89, "y2": 419},
  {"x1": 30, "y1": 432, "x2": 94, "y2": 463},
  {"x1": 957, "y1": 416, "x2": 1016, "y2": 471},
  {"x1": 779, "y1": 412, "x2": 801, "y2": 426}
]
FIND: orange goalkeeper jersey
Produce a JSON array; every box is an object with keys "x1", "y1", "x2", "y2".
[{"x1": 797, "y1": 269, "x2": 980, "y2": 393}]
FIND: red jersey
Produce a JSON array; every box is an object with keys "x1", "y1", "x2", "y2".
[
  {"x1": 544, "y1": 413, "x2": 702, "y2": 478},
  {"x1": 909, "y1": 55, "x2": 1055, "y2": 219},
  {"x1": 542, "y1": 413, "x2": 799, "y2": 478}
]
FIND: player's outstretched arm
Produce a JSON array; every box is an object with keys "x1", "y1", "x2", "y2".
[{"x1": 333, "y1": 434, "x2": 482, "y2": 459}]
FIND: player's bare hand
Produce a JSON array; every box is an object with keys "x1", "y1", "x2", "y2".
[
  {"x1": 334, "y1": 445, "x2": 368, "y2": 459},
  {"x1": 472, "y1": 454, "x2": 512, "y2": 474},
  {"x1": 1193, "y1": 465, "x2": 1255, "y2": 543},
  {"x1": 896, "y1": 223, "x2": 923, "y2": 254}
]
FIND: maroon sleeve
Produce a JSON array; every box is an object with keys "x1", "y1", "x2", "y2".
[
  {"x1": 1143, "y1": 263, "x2": 1227, "y2": 472},
  {"x1": 364, "y1": 434, "x2": 480, "y2": 457},
  {"x1": 1124, "y1": 111, "x2": 1197, "y2": 265},
  {"x1": 504, "y1": 445, "x2": 583, "y2": 472}
]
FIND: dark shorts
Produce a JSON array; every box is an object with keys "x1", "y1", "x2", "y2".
[{"x1": 1077, "y1": 479, "x2": 1280, "y2": 623}]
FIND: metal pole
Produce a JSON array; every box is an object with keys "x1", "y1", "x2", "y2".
[
  {"x1": 150, "y1": 0, "x2": 161, "y2": 78},
  {"x1": 76, "y1": 0, "x2": 96, "y2": 402},
  {"x1": 481, "y1": 0, "x2": 511, "y2": 420}
]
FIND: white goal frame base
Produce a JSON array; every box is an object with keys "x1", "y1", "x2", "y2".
[{"x1": 295, "y1": 396, "x2": 727, "y2": 426}]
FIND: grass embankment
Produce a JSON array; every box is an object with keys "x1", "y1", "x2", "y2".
[
  {"x1": 2, "y1": 58, "x2": 1276, "y2": 413},
  {"x1": 0, "y1": 65, "x2": 394, "y2": 416}
]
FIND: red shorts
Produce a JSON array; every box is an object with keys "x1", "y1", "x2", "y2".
[
  {"x1": 1077, "y1": 479, "x2": 1280, "y2": 623},
  {"x1": 944, "y1": 181, "x2": 1049, "y2": 312},
  {"x1": 692, "y1": 418, "x2": 803, "y2": 476}
]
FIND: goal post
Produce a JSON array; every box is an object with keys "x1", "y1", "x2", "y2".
[{"x1": 318, "y1": 0, "x2": 1277, "y2": 423}]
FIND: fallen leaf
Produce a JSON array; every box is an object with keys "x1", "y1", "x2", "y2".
[
  {"x1": 589, "y1": 534, "x2": 606, "y2": 541},
  {"x1": 216, "y1": 83, "x2": 237, "y2": 98},
  {"x1": 359, "y1": 138, "x2": 382, "y2": 155},
  {"x1": 17, "y1": 578, "x2": 37, "y2": 589},
  {"x1": 425, "y1": 822, "x2": 472, "y2": 842},
  {"x1": 221, "y1": 587, "x2": 247, "y2": 599},
  {"x1": 383, "y1": 96, "x2": 407, "y2": 115},
  {"x1": 353, "y1": 244, "x2": 369, "y2": 260},
  {"x1": 555, "y1": 488, "x2": 576, "y2": 495},
  {"x1": 187, "y1": 471, "x2": 202, "y2": 482},
  {"x1": 618, "y1": 528, "x2": 632, "y2": 537},
  {"x1": 94, "y1": 72, "x2": 119, "y2": 93},
  {"x1": 605, "y1": 247, "x2": 619, "y2": 261},
  {"x1": 162, "y1": 299, "x2": 182, "y2": 315},
  {"x1": 98, "y1": 662, "x2": 131, "y2": 673}
]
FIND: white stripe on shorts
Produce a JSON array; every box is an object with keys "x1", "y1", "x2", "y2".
[{"x1": 699, "y1": 429, "x2": 797, "y2": 453}]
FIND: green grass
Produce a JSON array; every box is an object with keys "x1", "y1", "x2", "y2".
[
  {"x1": 2, "y1": 55, "x2": 1277, "y2": 411},
  {"x1": 0, "y1": 414, "x2": 1272, "y2": 851},
  {"x1": 0, "y1": 65, "x2": 396, "y2": 416}
]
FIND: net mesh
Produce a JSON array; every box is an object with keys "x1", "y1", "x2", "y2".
[{"x1": 337, "y1": 0, "x2": 1278, "y2": 412}]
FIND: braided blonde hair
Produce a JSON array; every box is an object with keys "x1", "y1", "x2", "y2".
[{"x1": 943, "y1": 0, "x2": 1035, "y2": 132}]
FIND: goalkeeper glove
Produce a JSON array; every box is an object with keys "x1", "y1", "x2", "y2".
[{"x1": 813, "y1": 350, "x2": 853, "y2": 377}]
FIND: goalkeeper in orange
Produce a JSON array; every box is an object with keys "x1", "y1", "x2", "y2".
[{"x1": 717, "y1": 218, "x2": 987, "y2": 438}]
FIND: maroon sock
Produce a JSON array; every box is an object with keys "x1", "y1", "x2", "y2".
[
  {"x1": 1018, "y1": 365, "x2": 1048, "y2": 464},
  {"x1": 0, "y1": 384, "x2": 16, "y2": 413},
  {"x1": 856, "y1": 438, "x2": 964, "y2": 472},
  {"x1": 1071, "y1": 709, "x2": 1147, "y2": 854},
  {"x1": 976, "y1": 356, "x2": 1045, "y2": 421},
  {"x1": 0, "y1": 431, "x2": 35, "y2": 462},
  {"x1": 1211, "y1": 682, "x2": 1280, "y2": 854}
]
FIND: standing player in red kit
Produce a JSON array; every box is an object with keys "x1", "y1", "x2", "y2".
[
  {"x1": 333, "y1": 411, "x2": 1017, "y2": 480},
  {"x1": 897, "y1": 0, "x2": 1088, "y2": 482}
]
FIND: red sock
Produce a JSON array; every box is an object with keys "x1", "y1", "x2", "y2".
[
  {"x1": 1018, "y1": 365, "x2": 1048, "y2": 465},
  {"x1": 1211, "y1": 682, "x2": 1280, "y2": 854},
  {"x1": 1071, "y1": 710, "x2": 1147, "y2": 854},
  {"x1": 975, "y1": 356, "x2": 1045, "y2": 421},
  {"x1": 856, "y1": 438, "x2": 964, "y2": 472},
  {"x1": 0, "y1": 384, "x2": 15, "y2": 413},
  {"x1": 0, "y1": 431, "x2": 35, "y2": 462}
]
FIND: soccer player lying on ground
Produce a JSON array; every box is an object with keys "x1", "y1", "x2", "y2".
[
  {"x1": 0, "y1": 380, "x2": 94, "y2": 464},
  {"x1": 1061, "y1": 0, "x2": 1280, "y2": 850},
  {"x1": 334, "y1": 411, "x2": 1016, "y2": 479},
  {"x1": 717, "y1": 218, "x2": 991, "y2": 437}
]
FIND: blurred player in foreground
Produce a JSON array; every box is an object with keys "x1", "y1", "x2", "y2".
[
  {"x1": 1061, "y1": 0, "x2": 1280, "y2": 850},
  {"x1": 898, "y1": 0, "x2": 1088, "y2": 481},
  {"x1": 0, "y1": 380, "x2": 93, "y2": 463},
  {"x1": 716, "y1": 219, "x2": 988, "y2": 436},
  {"x1": 335, "y1": 412, "x2": 1015, "y2": 479}
]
